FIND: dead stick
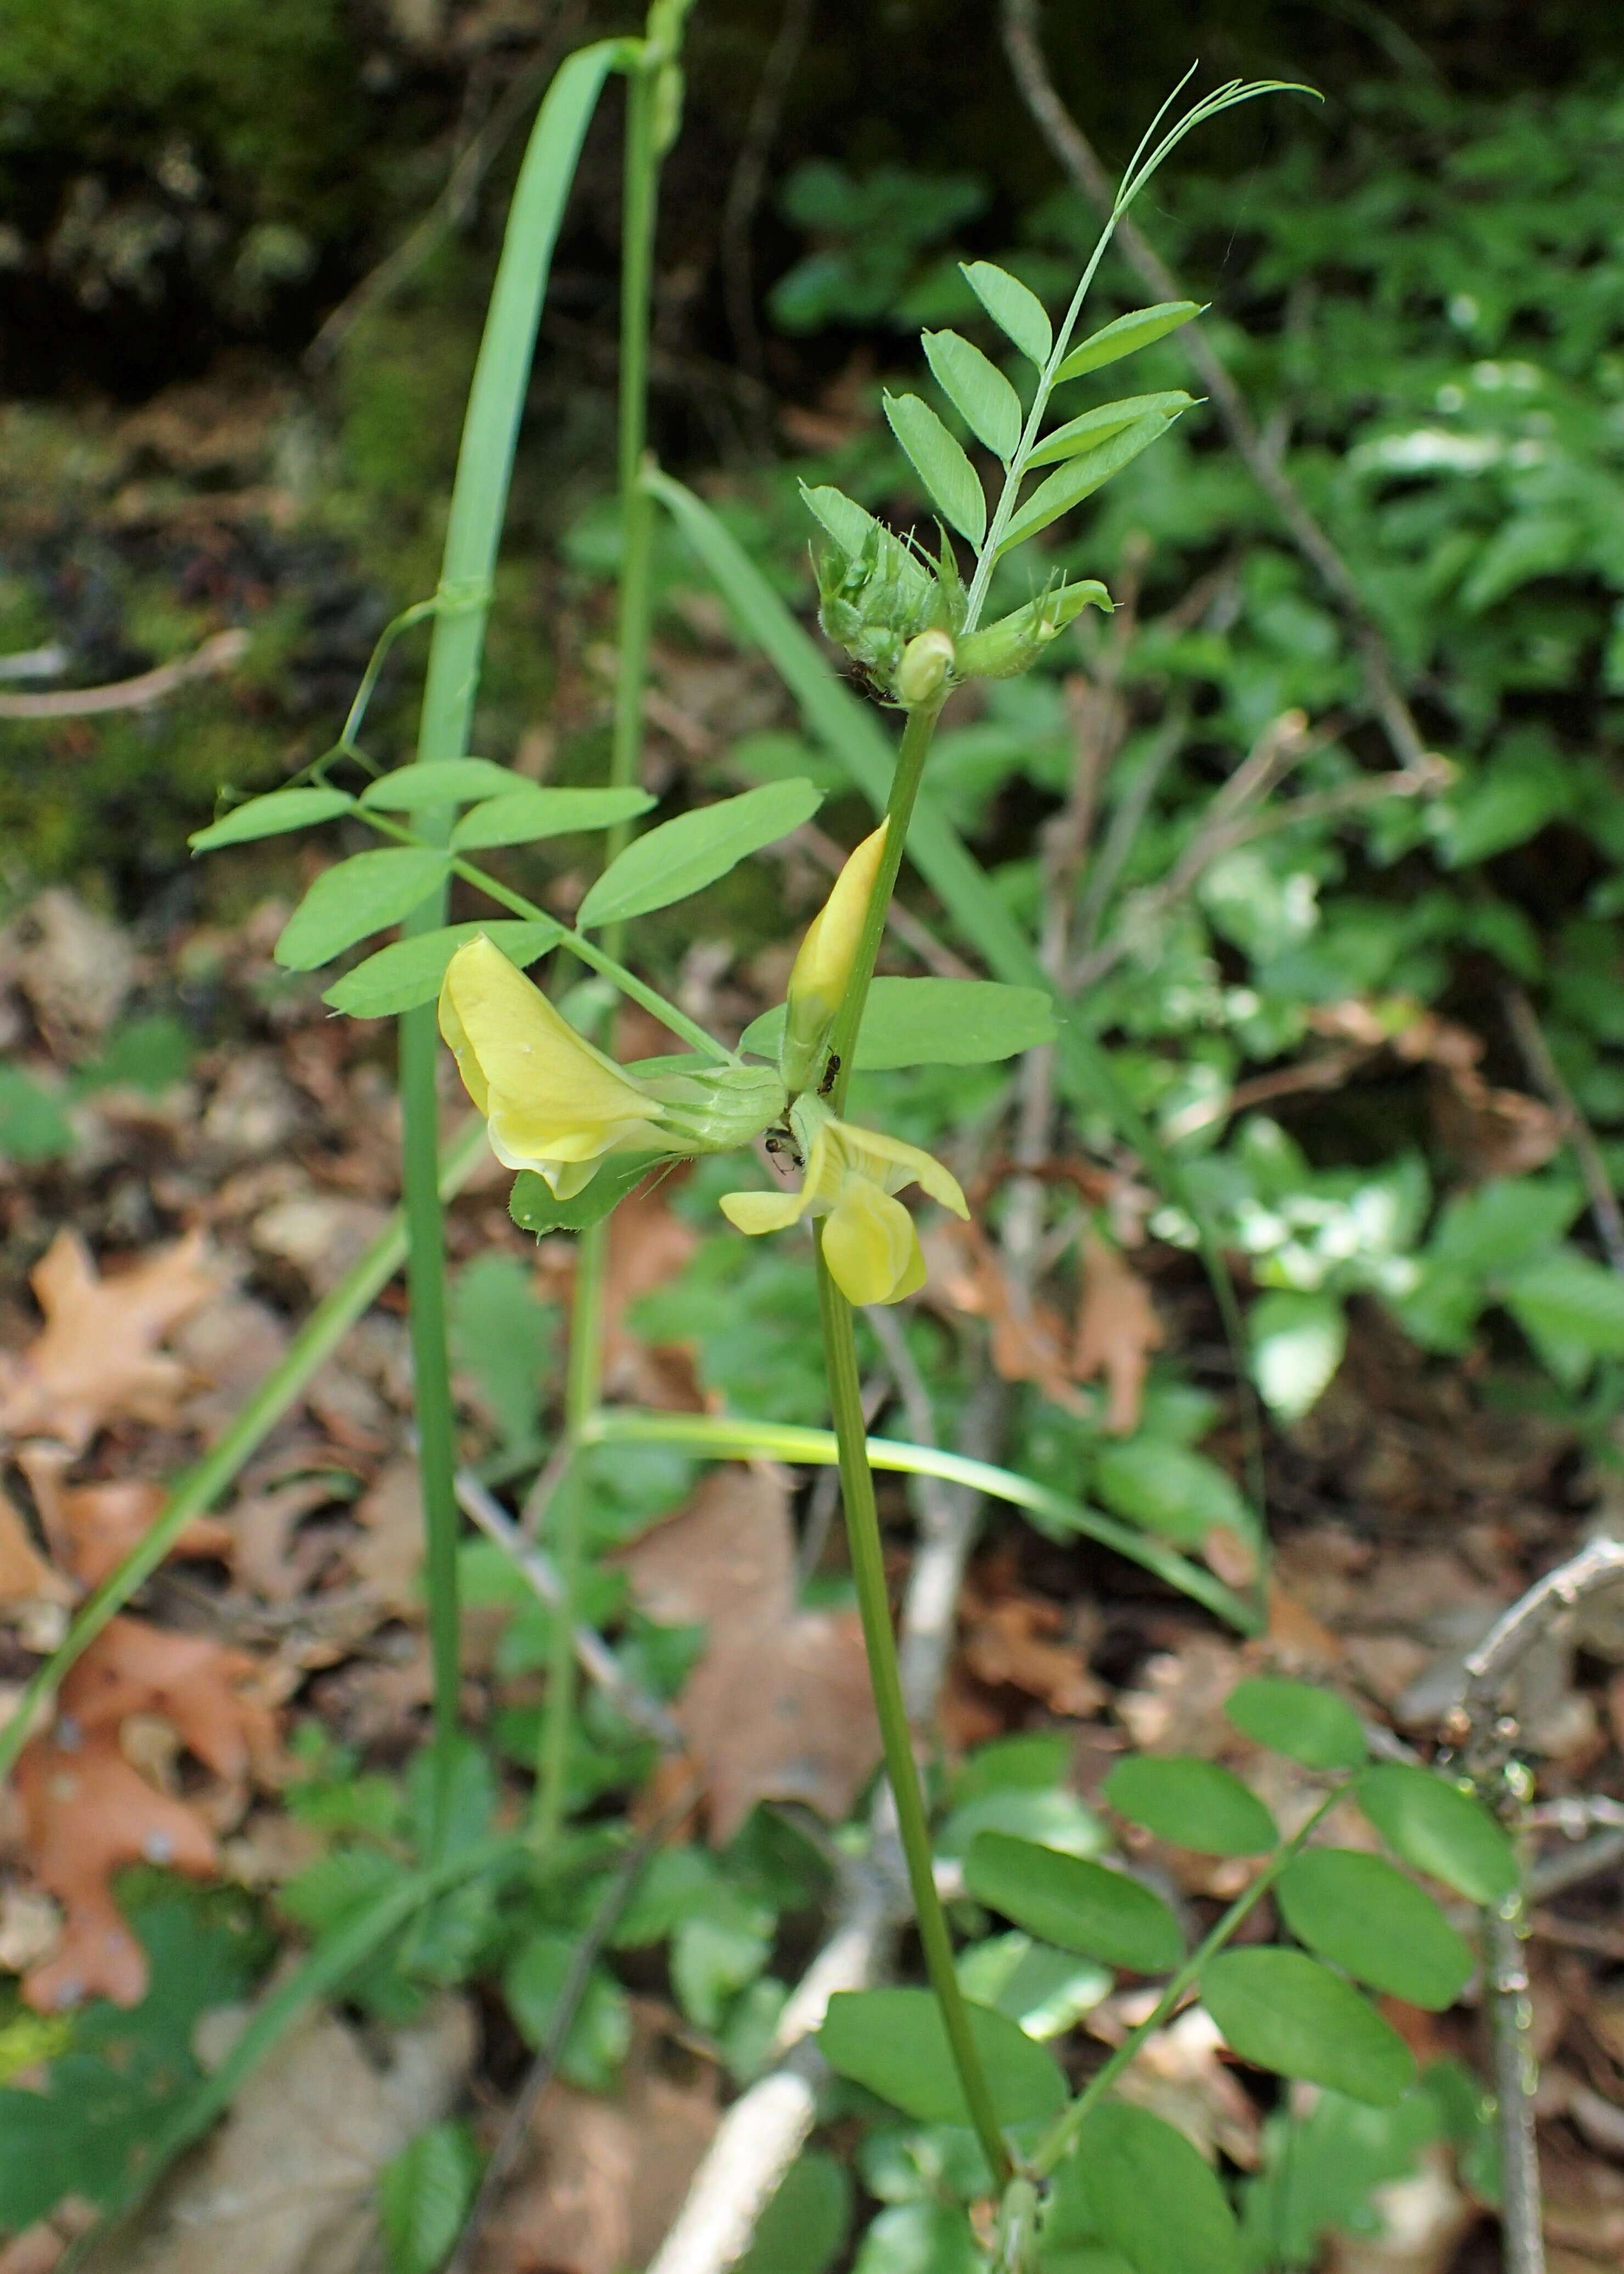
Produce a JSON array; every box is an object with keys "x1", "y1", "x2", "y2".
[
  {"x1": 0, "y1": 629, "x2": 247, "y2": 720},
  {"x1": 1000, "y1": 0, "x2": 1431, "y2": 773}
]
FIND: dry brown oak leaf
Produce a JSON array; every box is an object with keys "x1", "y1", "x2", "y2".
[
  {"x1": 16, "y1": 1615, "x2": 279, "y2": 2010},
  {"x1": 19, "y1": 1446, "x2": 231, "y2": 1588},
  {"x1": 0, "y1": 1229, "x2": 217, "y2": 1454},
  {"x1": 1071, "y1": 1233, "x2": 1165, "y2": 1437},
  {"x1": 615, "y1": 1466, "x2": 881, "y2": 1844}
]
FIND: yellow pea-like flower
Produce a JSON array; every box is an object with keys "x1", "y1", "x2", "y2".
[
  {"x1": 720, "y1": 1104, "x2": 967, "y2": 1306},
  {"x1": 780, "y1": 821, "x2": 888, "y2": 1094},
  {"x1": 439, "y1": 935, "x2": 670, "y2": 1197}
]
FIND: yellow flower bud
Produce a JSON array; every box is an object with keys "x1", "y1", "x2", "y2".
[
  {"x1": 719, "y1": 1104, "x2": 967, "y2": 1306},
  {"x1": 895, "y1": 628, "x2": 955, "y2": 708},
  {"x1": 781, "y1": 822, "x2": 888, "y2": 1092}
]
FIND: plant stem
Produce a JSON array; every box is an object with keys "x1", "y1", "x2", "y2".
[
  {"x1": 815, "y1": 1248, "x2": 1013, "y2": 2186},
  {"x1": 1031, "y1": 1784, "x2": 1345, "y2": 2177},
  {"x1": 534, "y1": 1229, "x2": 607, "y2": 1846},
  {"x1": 826, "y1": 696, "x2": 945, "y2": 1114},
  {"x1": 607, "y1": 54, "x2": 659, "y2": 870},
  {"x1": 0, "y1": 1119, "x2": 488, "y2": 1785}
]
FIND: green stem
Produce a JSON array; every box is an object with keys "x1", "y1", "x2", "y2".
[
  {"x1": 0, "y1": 1121, "x2": 488, "y2": 1786},
  {"x1": 1031, "y1": 1784, "x2": 1346, "y2": 2178},
  {"x1": 535, "y1": 1224, "x2": 607, "y2": 1845},
  {"x1": 606, "y1": 56, "x2": 660, "y2": 876},
  {"x1": 815, "y1": 1246, "x2": 1013, "y2": 2186},
  {"x1": 826, "y1": 697, "x2": 944, "y2": 1114}
]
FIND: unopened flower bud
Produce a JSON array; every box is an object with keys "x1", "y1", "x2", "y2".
[
  {"x1": 896, "y1": 629, "x2": 955, "y2": 708},
  {"x1": 780, "y1": 822, "x2": 888, "y2": 1093}
]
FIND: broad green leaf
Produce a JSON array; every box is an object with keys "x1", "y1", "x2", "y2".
[
  {"x1": 1102, "y1": 1755, "x2": 1276, "y2": 1856},
  {"x1": 673, "y1": 1884, "x2": 774, "y2": 2029},
  {"x1": 359, "y1": 757, "x2": 515, "y2": 809},
  {"x1": 1053, "y1": 300, "x2": 1202, "y2": 383},
  {"x1": 1202, "y1": 1947, "x2": 1416, "y2": 2107},
  {"x1": 1066, "y1": 2101, "x2": 1242, "y2": 2274},
  {"x1": 922, "y1": 328, "x2": 1023, "y2": 461},
  {"x1": 739, "y1": 2153, "x2": 852, "y2": 2274},
  {"x1": 509, "y1": 1153, "x2": 667, "y2": 1234},
  {"x1": 1356, "y1": 1764, "x2": 1518, "y2": 1904},
  {"x1": 1503, "y1": 1250, "x2": 1624, "y2": 1359},
  {"x1": 1025, "y1": 391, "x2": 1194, "y2": 471},
  {"x1": 956, "y1": 1933, "x2": 1111, "y2": 2038},
  {"x1": 274, "y1": 847, "x2": 450, "y2": 971},
  {"x1": 452, "y1": 783, "x2": 654, "y2": 849},
  {"x1": 1278, "y1": 1849, "x2": 1474, "y2": 2010},
  {"x1": 965, "y1": 1832, "x2": 1183, "y2": 1973},
  {"x1": 740, "y1": 977, "x2": 1055, "y2": 1071},
  {"x1": 0, "y1": 1069, "x2": 74, "y2": 1164},
  {"x1": 883, "y1": 390, "x2": 987, "y2": 545},
  {"x1": 449, "y1": 1252, "x2": 557, "y2": 1455},
  {"x1": 378, "y1": 2121, "x2": 478, "y2": 2274},
  {"x1": 820, "y1": 1986, "x2": 1066, "y2": 2127},
  {"x1": 1223, "y1": 1677, "x2": 1367, "y2": 1772},
  {"x1": 322, "y1": 918, "x2": 561, "y2": 1016},
  {"x1": 189, "y1": 785, "x2": 351, "y2": 850},
  {"x1": 576, "y1": 781, "x2": 822, "y2": 927},
  {"x1": 1092, "y1": 1439, "x2": 1252, "y2": 1549},
  {"x1": 999, "y1": 412, "x2": 1173, "y2": 553},
  {"x1": 960, "y1": 260, "x2": 1052, "y2": 367},
  {"x1": 1250, "y1": 1288, "x2": 1347, "y2": 1420},
  {"x1": 504, "y1": 1933, "x2": 631, "y2": 2089}
]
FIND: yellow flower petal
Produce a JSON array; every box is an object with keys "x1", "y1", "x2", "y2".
[
  {"x1": 786, "y1": 821, "x2": 888, "y2": 1030},
  {"x1": 719, "y1": 1188, "x2": 806, "y2": 1235},
  {"x1": 837, "y1": 1123, "x2": 969, "y2": 1218},
  {"x1": 821, "y1": 1177, "x2": 922, "y2": 1306},
  {"x1": 439, "y1": 935, "x2": 657, "y2": 1153}
]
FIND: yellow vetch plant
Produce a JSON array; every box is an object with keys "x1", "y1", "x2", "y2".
[
  {"x1": 780, "y1": 819, "x2": 888, "y2": 1092},
  {"x1": 720, "y1": 1101, "x2": 968, "y2": 1306}
]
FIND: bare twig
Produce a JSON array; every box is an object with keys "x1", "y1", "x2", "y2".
[
  {"x1": 453, "y1": 1467, "x2": 685, "y2": 1750},
  {"x1": 0, "y1": 629, "x2": 247, "y2": 720},
  {"x1": 720, "y1": 0, "x2": 817, "y2": 385},
  {"x1": 1000, "y1": 0, "x2": 1433, "y2": 774},
  {"x1": 1504, "y1": 985, "x2": 1624, "y2": 1278},
  {"x1": 304, "y1": 17, "x2": 581, "y2": 372},
  {"x1": 1444, "y1": 1536, "x2": 1624, "y2": 2274}
]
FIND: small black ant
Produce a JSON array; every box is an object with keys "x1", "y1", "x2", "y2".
[
  {"x1": 764, "y1": 1124, "x2": 804, "y2": 1171},
  {"x1": 818, "y1": 1052, "x2": 841, "y2": 1097}
]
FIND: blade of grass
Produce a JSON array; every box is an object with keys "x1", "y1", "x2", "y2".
[
  {"x1": 0, "y1": 1120, "x2": 488, "y2": 1786},
  {"x1": 583, "y1": 1407, "x2": 1259, "y2": 1632},
  {"x1": 394, "y1": 37, "x2": 632, "y2": 1854},
  {"x1": 646, "y1": 467, "x2": 1268, "y2": 1569}
]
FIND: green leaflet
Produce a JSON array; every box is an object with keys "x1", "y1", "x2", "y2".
[
  {"x1": 922, "y1": 328, "x2": 1023, "y2": 461},
  {"x1": 960, "y1": 259, "x2": 1052, "y2": 367},
  {"x1": 274, "y1": 847, "x2": 451, "y2": 971},
  {"x1": 576, "y1": 780, "x2": 822, "y2": 927},
  {"x1": 1052, "y1": 300, "x2": 1202, "y2": 383},
  {"x1": 883, "y1": 389, "x2": 987, "y2": 544}
]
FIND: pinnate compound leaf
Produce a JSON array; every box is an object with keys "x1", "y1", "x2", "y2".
[
  {"x1": 1102, "y1": 1755, "x2": 1276, "y2": 1856},
  {"x1": 509, "y1": 1153, "x2": 665, "y2": 1235},
  {"x1": 1277, "y1": 1849, "x2": 1474, "y2": 2010},
  {"x1": 1053, "y1": 300, "x2": 1202, "y2": 382},
  {"x1": 1356, "y1": 1763, "x2": 1518, "y2": 1904},
  {"x1": 1223, "y1": 1677, "x2": 1367, "y2": 1772},
  {"x1": 379, "y1": 2120, "x2": 479, "y2": 2274},
  {"x1": 1066, "y1": 2101, "x2": 1243, "y2": 2274},
  {"x1": 359, "y1": 757, "x2": 516, "y2": 809},
  {"x1": 883, "y1": 391, "x2": 987, "y2": 545},
  {"x1": 922, "y1": 328, "x2": 1024, "y2": 461},
  {"x1": 189, "y1": 785, "x2": 351, "y2": 850},
  {"x1": 1201, "y1": 1947, "x2": 1417, "y2": 2106},
  {"x1": 1025, "y1": 391, "x2": 1195, "y2": 470},
  {"x1": 965, "y1": 1831, "x2": 1183, "y2": 1973},
  {"x1": 323, "y1": 918, "x2": 561, "y2": 1016},
  {"x1": 820, "y1": 1985, "x2": 1066, "y2": 2127},
  {"x1": 577, "y1": 780, "x2": 822, "y2": 927},
  {"x1": 274, "y1": 847, "x2": 450, "y2": 971},
  {"x1": 961, "y1": 260, "x2": 1052, "y2": 368},
  {"x1": 740, "y1": 976, "x2": 1055, "y2": 1070},
  {"x1": 452, "y1": 783, "x2": 654, "y2": 849},
  {"x1": 999, "y1": 412, "x2": 1174, "y2": 553}
]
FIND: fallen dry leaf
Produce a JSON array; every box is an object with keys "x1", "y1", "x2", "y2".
[
  {"x1": 0, "y1": 1229, "x2": 217, "y2": 1453},
  {"x1": 616, "y1": 1466, "x2": 880, "y2": 1843},
  {"x1": 1071, "y1": 1233, "x2": 1164, "y2": 1436},
  {"x1": 7, "y1": 888, "x2": 136, "y2": 1056},
  {"x1": 93, "y1": 1994, "x2": 474, "y2": 2274},
  {"x1": 602, "y1": 1178, "x2": 703, "y2": 1411},
  {"x1": 16, "y1": 1616, "x2": 280, "y2": 2008},
  {"x1": 347, "y1": 1455, "x2": 424, "y2": 1617},
  {"x1": 959, "y1": 1560, "x2": 1103, "y2": 1718},
  {"x1": 931, "y1": 1219, "x2": 1084, "y2": 1412},
  {"x1": 19, "y1": 1446, "x2": 231, "y2": 1587},
  {"x1": 0, "y1": 1486, "x2": 72, "y2": 1610},
  {"x1": 474, "y1": 2002, "x2": 718, "y2": 2274}
]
